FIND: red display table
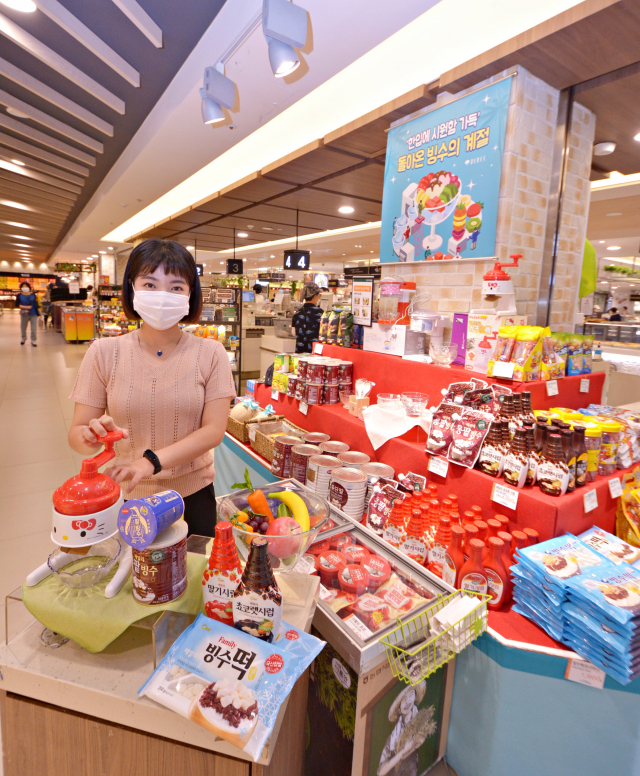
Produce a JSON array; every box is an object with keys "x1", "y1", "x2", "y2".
[{"x1": 256, "y1": 345, "x2": 610, "y2": 542}]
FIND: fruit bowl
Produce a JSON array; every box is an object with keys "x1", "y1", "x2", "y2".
[{"x1": 217, "y1": 483, "x2": 330, "y2": 572}]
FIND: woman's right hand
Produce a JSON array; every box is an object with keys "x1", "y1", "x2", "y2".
[{"x1": 80, "y1": 414, "x2": 129, "y2": 447}]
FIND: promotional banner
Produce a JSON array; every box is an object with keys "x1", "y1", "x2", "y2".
[{"x1": 380, "y1": 77, "x2": 512, "y2": 264}]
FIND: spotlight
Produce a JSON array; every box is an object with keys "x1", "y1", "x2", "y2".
[
  {"x1": 262, "y1": 0, "x2": 307, "y2": 78},
  {"x1": 0, "y1": 0, "x2": 36, "y2": 10},
  {"x1": 200, "y1": 66, "x2": 235, "y2": 125},
  {"x1": 593, "y1": 142, "x2": 616, "y2": 156}
]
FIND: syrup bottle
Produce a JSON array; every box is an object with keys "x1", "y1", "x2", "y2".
[
  {"x1": 400, "y1": 509, "x2": 429, "y2": 565},
  {"x1": 524, "y1": 425, "x2": 538, "y2": 486},
  {"x1": 462, "y1": 510, "x2": 476, "y2": 526},
  {"x1": 486, "y1": 518, "x2": 502, "y2": 540},
  {"x1": 497, "y1": 530, "x2": 514, "y2": 573},
  {"x1": 447, "y1": 494, "x2": 459, "y2": 515},
  {"x1": 426, "y1": 499, "x2": 441, "y2": 537},
  {"x1": 523, "y1": 527, "x2": 539, "y2": 546},
  {"x1": 494, "y1": 514, "x2": 510, "y2": 532},
  {"x1": 512, "y1": 393, "x2": 523, "y2": 425},
  {"x1": 561, "y1": 428, "x2": 576, "y2": 493},
  {"x1": 573, "y1": 425, "x2": 588, "y2": 488},
  {"x1": 521, "y1": 391, "x2": 534, "y2": 422},
  {"x1": 202, "y1": 521, "x2": 242, "y2": 624},
  {"x1": 503, "y1": 428, "x2": 529, "y2": 488},
  {"x1": 470, "y1": 505, "x2": 483, "y2": 520},
  {"x1": 428, "y1": 515, "x2": 452, "y2": 578},
  {"x1": 463, "y1": 523, "x2": 479, "y2": 561},
  {"x1": 383, "y1": 499, "x2": 406, "y2": 548},
  {"x1": 441, "y1": 498, "x2": 453, "y2": 518},
  {"x1": 535, "y1": 421, "x2": 549, "y2": 454},
  {"x1": 459, "y1": 538, "x2": 488, "y2": 597},
  {"x1": 511, "y1": 529, "x2": 528, "y2": 560},
  {"x1": 483, "y1": 537, "x2": 509, "y2": 610},
  {"x1": 478, "y1": 421, "x2": 505, "y2": 477},
  {"x1": 474, "y1": 520, "x2": 489, "y2": 560},
  {"x1": 537, "y1": 433, "x2": 569, "y2": 497},
  {"x1": 443, "y1": 524, "x2": 465, "y2": 588},
  {"x1": 233, "y1": 536, "x2": 282, "y2": 642}
]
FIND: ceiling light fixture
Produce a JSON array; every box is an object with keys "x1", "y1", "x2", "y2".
[
  {"x1": 263, "y1": 0, "x2": 307, "y2": 78},
  {"x1": 11, "y1": 159, "x2": 25, "y2": 166},
  {"x1": 237, "y1": 232, "x2": 248, "y2": 237},
  {"x1": 108, "y1": 246, "x2": 113, "y2": 250},
  {"x1": 339, "y1": 206, "x2": 354, "y2": 214},
  {"x1": 0, "y1": 199, "x2": 32, "y2": 211},
  {"x1": 99, "y1": 250, "x2": 106, "y2": 254},
  {"x1": 6, "y1": 107, "x2": 30, "y2": 119},
  {"x1": 607, "y1": 246, "x2": 621, "y2": 250},
  {"x1": 635, "y1": 132, "x2": 640, "y2": 142},
  {"x1": 0, "y1": 0, "x2": 36, "y2": 11},
  {"x1": 200, "y1": 65, "x2": 236, "y2": 125},
  {"x1": 601, "y1": 281, "x2": 608, "y2": 284},
  {"x1": 187, "y1": 245, "x2": 195, "y2": 250},
  {"x1": 606, "y1": 212, "x2": 623, "y2": 217},
  {"x1": 593, "y1": 142, "x2": 616, "y2": 156}
]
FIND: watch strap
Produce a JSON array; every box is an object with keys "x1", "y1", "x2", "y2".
[{"x1": 143, "y1": 449, "x2": 162, "y2": 475}]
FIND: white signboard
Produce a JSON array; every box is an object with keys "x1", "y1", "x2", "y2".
[
  {"x1": 351, "y1": 277, "x2": 374, "y2": 327},
  {"x1": 69, "y1": 281, "x2": 80, "y2": 294}
]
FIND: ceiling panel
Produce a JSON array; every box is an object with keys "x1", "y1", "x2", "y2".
[
  {"x1": 0, "y1": 0, "x2": 228, "y2": 264},
  {"x1": 262, "y1": 144, "x2": 363, "y2": 186}
]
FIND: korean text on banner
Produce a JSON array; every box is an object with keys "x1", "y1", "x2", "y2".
[{"x1": 380, "y1": 77, "x2": 512, "y2": 264}]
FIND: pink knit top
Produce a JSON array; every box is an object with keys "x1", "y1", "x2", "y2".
[{"x1": 70, "y1": 330, "x2": 236, "y2": 499}]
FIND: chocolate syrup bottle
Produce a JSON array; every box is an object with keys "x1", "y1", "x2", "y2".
[
  {"x1": 538, "y1": 433, "x2": 569, "y2": 497},
  {"x1": 573, "y1": 425, "x2": 588, "y2": 487},
  {"x1": 233, "y1": 537, "x2": 282, "y2": 642},
  {"x1": 561, "y1": 428, "x2": 576, "y2": 493},
  {"x1": 524, "y1": 424, "x2": 538, "y2": 486},
  {"x1": 478, "y1": 422, "x2": 505, "y2": 477},
  {"x1": 503, "y1": 429, "x2": 529, "y2": 488},
  {"x1": 520, "y1": 391, "x2": 535, "y2": 422}
]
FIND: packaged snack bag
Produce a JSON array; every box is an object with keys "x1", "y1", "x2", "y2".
[
  {"x1": 374, "y1": 573, "x2": 431, "y2": 613},
  {"x1": 343, "y1": 593, "x2": 402, "y2": 632},
  {"x1": 397, "y1": 472, "x2": 427, "y2": 493},
  {"x1": 319, "y1": 586, "x2": 357, "y2": 612},
  {"x1": 447, "y1": 409, "x2": 493, "y2": 468},
  {"x1": 578, "y1": 527, "x2": 640, "y2": 569},
  {"x1": 327, "y1": 311, "x2": 340, "y2": 344},
  {"x1": 566, "y1": 334, "x2": 584, "y2": 376},
  {"x1": 442, "y1": 381, "x2": 474, "y2": 405},
  {"x1": 517, "y1": 535, "x2": 608, "y2": 593},
  {"x1": 337, "y1": 311, "x2": 354, "y2": 347},
  {"x1": 139, "y1": 613, "x2": 324, "y2": 761},
  {"x1": 318, "y1": 311, "x2": 331, "y2": 343},
  {"x1": 426, "y1": 402, "x2": 460, "y2": 455},
  {"x1": 493, "y1": 326, "x2": 518, "y2": 362},
  {"x1": 512, "y1": 326, "x2": 543, "y2": 366}
]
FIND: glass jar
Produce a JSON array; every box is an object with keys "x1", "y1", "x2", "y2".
[
  {"x1": 584, "y1": 425, "x2": 602, "y2": 481},
  {"x1": 598, "y1": 421, "x2": 623, "y2": 476}
]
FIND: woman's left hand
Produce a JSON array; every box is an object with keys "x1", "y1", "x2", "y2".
[{"x1": 105, "y1": 457, "x2": 155, "y2": 493}]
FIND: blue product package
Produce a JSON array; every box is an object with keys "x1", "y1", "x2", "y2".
[
  {"x1": 562, "y1": 633, "x2": 639, "y2": 686},
  {"x1": 565, "y1": 564, "x2": 640, "y2": 627},
  {"x1": 511, "y1": 567, "x2": 565, "y2": 610},
  {"x1": 118, "y1": 489, "x2": 185, "y2": 549},
  {"x1": 139, "y1": 613, "x2": 324, "y2": 761},
  {"x1": 565, "y1": 590, "x2": 639, "y2": 640},
  {"x1": 563, "y1": 602, "x2": 640, "y2": 654},
  {"x1": 512, "y1": 602, "x2": 564, "y2": 643},
  {"x1": 517, "y1": 535, "x2": 608, "y2": 591},
  {"x1": 563, "y1": 619, "x2": 640, "y2": 669},
  {"x1": 514, "y1": 588, "x2": 564, "y2": 628},
  {"x1": 577, "y1": 526, "x2": 640, "y2": 570}
]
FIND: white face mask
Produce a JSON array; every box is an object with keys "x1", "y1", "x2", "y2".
[
  {"x1": 133, "y1": 289, "x2": 190, "y2": 330},
  {"x1": 21, "y1": 287, "x2": 29, "y2": 294}
]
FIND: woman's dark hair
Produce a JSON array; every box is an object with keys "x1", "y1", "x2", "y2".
[
  {"x1": 20, "y1": 281, "x2": 32, "y2": 291},
  {"x1": 252, "y1": 283, "x2": 263, "y2": 294},
  {"x1": 122, "y1": 239, "x2": 202, "y2": 323}
]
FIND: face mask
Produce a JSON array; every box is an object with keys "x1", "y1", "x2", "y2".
[
  {"x1": 133, "y1": 289, "x2": 190, "y2": 330},
  {"x1": 21, "y1": 288, "x2": 29, "y2": 294}
]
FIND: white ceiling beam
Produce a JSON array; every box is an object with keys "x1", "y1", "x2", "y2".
[
  {"x1": 0, "y1": 161, "x2": 81, "y2": 194},
  {"x1": 0, "y1": 145, "x2": 84, "y2": 185},
  {"x1": 0, "y1": 184, "x2": 74, "y2": 212},
  {"x1": 0, "y1": 12, "x2": 125, "y2": 114},
  {"x1": 0, "y1": 57, "x2": 113, "y2": 136},
  {"x1": 0, "y1": 114, "x2": 96, "y2": 166},
  {"x1": 0, "y1": 131, "x2": 89, "y2": 175},
  {"x1": 0, "y1": 90, "x2": 103, "y2": 153},
  {"x1": 0, "y1": 217, "x2": 59, "y2": 232},
  {"x1": 110, "y1": 0, "x2": 162, "y2": 48},
  {"x1": 33, "y1": 0, "x2": 140, "y2": 88}
]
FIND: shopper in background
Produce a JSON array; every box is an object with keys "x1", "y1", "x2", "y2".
[
  {"x1": 16, "y1": 282, "x2": 39, "y2": 346},
  {"x1": 42, "y1": 282, "x2": 52, "y2": 328},
  {"x1": 292, "y1": 282, "x2": 323, "y2": 353},
  {"x1": 252, "y1": 282, "x2": 265, "y2": 309},
  {"x1": 609, "y1": 307, "x2": 622, "y2": 321},
  {"x1": 68, "y1": 239, "x2": 236, "y2": 536},
  {"x1": 86, "y1": 284, "x2": 95, "y2": 301}
]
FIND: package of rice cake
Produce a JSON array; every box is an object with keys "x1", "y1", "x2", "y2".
[
  {"x1": 517, "y1": 535, "x2": 608, "y2": 593},
  {"x1": 565, "y1": 564, "x2": 640, "y2": 628},
  {"x1": 577, "y1": 527, "x2": 640, "y2": 569},
  {"x1": 139, "y1": 613, "x2": 324, "y2": 761}
]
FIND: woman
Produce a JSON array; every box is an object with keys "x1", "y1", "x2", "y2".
[
  {"x1": 68, "y1": 239, "x2": 236, "y2": 536},
  {"x1": 16, "y1": 281, "x2": 39, "y2": 346},
  {"x1": 291, "y1": 282, "x2": 323, "y2": 353},
  {"x1": 377, "y1": 682, "x2": 432, "y2": 776}
]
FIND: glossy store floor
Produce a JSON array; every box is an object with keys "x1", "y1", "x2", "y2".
[{"x1": 0, "y1": 312, "x2": 458, "y2": 776}]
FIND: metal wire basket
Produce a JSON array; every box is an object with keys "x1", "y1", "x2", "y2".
[{"x1": 379, "y1": 591, "x2": 490, "y2": 686}]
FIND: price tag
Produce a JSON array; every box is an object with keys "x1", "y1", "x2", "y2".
[
  {"x1": 608, "y1": 477, "x2": 623, "y2": 499},
  {"x1": 293, "y1": 556, "x2": 314, "y2": 575},
  {"x1": 313, "y1": 342, "x2": 324, "y2": 355},
  {"x1": 584, "y1": 488, "x2": 598, "y2": 514},
  {"x1": 428, "y1": 456, "x2": 449, "y2": 478},
  {"x1": 492, "y1": 361, "x2": 515, "y2": 379},
  {"x1": 299, "y1": 401, "x2": 309, "y2": 415},
  {"x1": 248, "y1": 426, "x2": 257, "y2": 442},
  {"x1": 580, "y1": 378, "x2": 590, "y2": 394},
  {"x1": 546, "y1": 380, "x2": 559, "y2": 397},
  {"x1": 343, "y1": 614, "x2": 374, "y2": 641},
  {"x1": 319, "y1": 584, "x2": 331, "y2": 600},
  {"x1": 491, "y1": 482, "x2": 519, "y2": 511},
  {"x1": 271, "y1": 388, "x2": 279, "y2": 401},
  {"x1": 565, "y1": 658, "x2": 605, "y2": 689}
]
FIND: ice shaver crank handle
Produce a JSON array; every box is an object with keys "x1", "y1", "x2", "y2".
[{"x1": 83, "y1": 430, "x2": 124, "y2": 471}]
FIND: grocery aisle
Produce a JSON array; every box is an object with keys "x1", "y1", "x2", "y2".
[{"x1": 0, "y1": 311, "x2": 90, "y2": 641}]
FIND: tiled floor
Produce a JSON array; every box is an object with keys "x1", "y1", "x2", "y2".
[{"x1": 0, "y1": 312, "x2": 90, "y2": 637}]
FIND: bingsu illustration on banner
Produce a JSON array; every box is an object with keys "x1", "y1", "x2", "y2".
[{"x1": 380, "y1": 77, "x2": 512, "y2": 263}]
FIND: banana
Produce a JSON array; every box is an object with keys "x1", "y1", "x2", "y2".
[{"x1": 268, "y1": 491, "x2": 310, "y2": 532}]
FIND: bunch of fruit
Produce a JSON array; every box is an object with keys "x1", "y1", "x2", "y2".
[{"x1": 416, "y1": 170, "x2": 461, "y2": 213}]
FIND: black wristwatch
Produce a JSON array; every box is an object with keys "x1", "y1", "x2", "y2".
[{"x1": 143, "y1": 449, "x2": 162, "y2": 475}]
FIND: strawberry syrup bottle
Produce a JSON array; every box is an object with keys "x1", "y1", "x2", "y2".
[
  {"x1": 511, "y1": 529, "x2": 528, "y2": 561},
  {"x1": 443, "y1": 524, "x2": 466, "y2": 588},
  {"x1": 463, "y1": 524, "x2": 479, "y2": 562},
  {"x1": 483, "y1": 536, "x2": 510, "y2": 610},
  {"x1": 523, "y1": 527, "x2": 539, "y2": 547},
  {"x1": 400, "y1": 509, "x2": 429, "y2": 565},
  {"x1": 459, "y1": 538, "x2": 488, "y2": 598},
  {"x1": 462, "y1": 510, "x2": 476, "y2": 527},
  {"x1": 426, "y1": 499, "x2": 441, "y2": 538},
  {"x1": 497, "y1": 530, "x2": 514, "y2": 574},
  {"x1": 202, "y1": 520, "x2": 242, "y2": 624},
  {"x1": 383, "y1": 500, "x2": 406, "y2": 548},
  {"x1": 428, "y1": 515, "x2": 452, "y2": 578},
  {"x1": 486, "y1": 518, "x2": 502, "y2": 540}
]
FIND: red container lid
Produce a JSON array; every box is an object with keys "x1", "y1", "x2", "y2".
[
  {"x1": 360, "y1": 555, "x2": 391, "y2": 590},
  {"x1": 52, "y1": 431, "x2": 122, "y2": 516},
  {"x1": 339, "y1": 564, "x2": 370, "y2": 596},
  {"x1": 317, "y1": 551, "x2": 347, "y2": 587},
  {"x1": 342, "y1": 544, "x2": 370, "y2": 564}
]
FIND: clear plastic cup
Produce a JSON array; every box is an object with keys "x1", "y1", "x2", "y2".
[{"x1": 401, "y1": 392, "x2": 429, "y2": 418}]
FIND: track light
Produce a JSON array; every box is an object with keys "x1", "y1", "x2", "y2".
[
  {"x1": 262, "y1": 0, "x2": 307, "y2": 78},
  {"x1": 266, "y1": 37, "x2": 299, "y2": 77},
  {"x1": 200, "y1": 66, "x2": 236, "y2": 126}
]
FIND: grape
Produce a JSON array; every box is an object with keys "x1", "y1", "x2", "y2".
[{"x1": 260, "y1": 522, "x2": 269, "y2": 533}]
